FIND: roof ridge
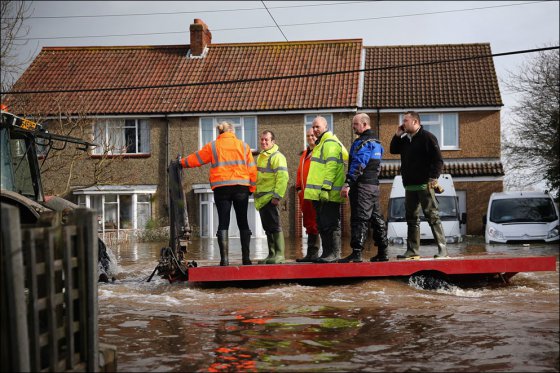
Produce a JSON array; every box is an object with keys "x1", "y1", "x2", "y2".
[
  {"x1": 42, "y1": 45, "x2": 189, "y2": 51},
  {"x1": 365, "y1": 43, "x2": 490, "y2": 49},
  {"x1": 211, "y1": 39, "x2": 362, "y2": 47}
]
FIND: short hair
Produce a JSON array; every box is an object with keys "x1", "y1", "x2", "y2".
[
  {"x1": 313, "y1": 115, "x2": 329, "y2": 130},
  {"x1": 217, "y1": 121, "x2": 233, "y2": 134},
  {"x1": 355, "y1": 112, "x2": 371, "y2": 126},
  {"x1": 261, "y1": 130, "x2": 275, "y2": 141},
  {"x1": 404, "y1": 111, "x2": 421, "y2": 124}
]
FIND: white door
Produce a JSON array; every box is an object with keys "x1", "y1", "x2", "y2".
[{"x1": 456, "y1": 190, "x2": 467, "y2": 236}]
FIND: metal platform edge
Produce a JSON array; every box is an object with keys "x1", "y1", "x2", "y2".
[{"x1": 186, "y1": 255, "x2": 557, "y2": 284}]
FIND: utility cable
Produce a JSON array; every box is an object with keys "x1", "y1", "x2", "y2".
[
  {"x1": 261, "y1": 1, "x2": 288, "y2": 42},
  {"x1": 14, "y1": 1, "x2": 547, "y2": 41}
]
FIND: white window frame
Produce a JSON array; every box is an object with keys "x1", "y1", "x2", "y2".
[
  {"x1": 304, "y1": 114, "x2": 333, "y2": 148},
  {"x1": 199, "y1": 116, "x2": 258, "y2": 150},
  {"x1": 399, "y1": 112, "x2": 459, "y2": 150},
  {"x1": 74, "y1": 185, "x2": 156, "y2": 236},
  {"x1": 92, "y1": 118, "x2": 150, "y2": 155}
]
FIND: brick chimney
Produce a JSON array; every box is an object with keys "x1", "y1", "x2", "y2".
[{"x1": 189, "y1": 19, "x2": 212, "y2": 57}]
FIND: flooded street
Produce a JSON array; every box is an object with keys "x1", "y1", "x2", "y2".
[{"x1": 98, "y1": 237, "x2": 559, "y2": 372}]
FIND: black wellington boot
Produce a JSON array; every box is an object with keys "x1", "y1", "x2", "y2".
[
  {"x1": 317, "y1": 229, "x2": 341, "y2": 263},
  {"x1": 217, "y1": 230, "x2": 229, "y2": 266},
  {"x1": 240, "y1": 229, "x2": 252, "y2": 265},
  {"x1": 296, "y1": 234, "x2": 320, "y2": 262},
  {"x1": 370, "y1": 245, "x2": 389, "y2": 262},
  {"x1": 339, "y1": 229, "x2": 365, "y2": 263}
]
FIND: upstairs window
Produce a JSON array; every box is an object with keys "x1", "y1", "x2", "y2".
[
  {"x1": 400, "y1": 113, "x2": 458, "y2": 149},
  {"x1": 93, "y1": 119, "x2": 150, "y2": 155},
  {"x1": 200, "y1": 117, "x2": 257, "y2": 150}
]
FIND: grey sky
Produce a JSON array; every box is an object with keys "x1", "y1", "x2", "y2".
[{"x1": 14, "y1": 1, "x2": 559, "y2": 117}]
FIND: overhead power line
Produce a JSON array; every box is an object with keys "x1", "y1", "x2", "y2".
[
  {"x1": 14, "y1": 1, "x2": 547, "y2": 41},
  {"x1": 7, "y1": 1, "x2": 372, "y2": 19},
  {"x1": 261, "y1": 1, "x2": 288, "y2": 42},
  {"x1": 4, "y1": 46, "x2": 558, "y2": 95}
]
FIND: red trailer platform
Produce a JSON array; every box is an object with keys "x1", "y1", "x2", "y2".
[{"x1": 186, "y1": 255, "x2": 557, "y2": 285}]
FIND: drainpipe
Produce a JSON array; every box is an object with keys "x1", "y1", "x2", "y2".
[
  {"x1": 376, "y1": 108, "x2": 381, "y2": 138},
  {"x1": 165, "y1": 114, "x2": 170, "y2": 215}
]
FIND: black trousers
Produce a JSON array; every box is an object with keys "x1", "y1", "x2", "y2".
[
  {"x1": 259, "y1": 201, "x2": 282, "y2": 234},
  {"x1": 349, "y1": 183, "x2": 388, "y2": 249},
  {"x1": 213, "y1": 185, "x2": 250, "y2": 232}
]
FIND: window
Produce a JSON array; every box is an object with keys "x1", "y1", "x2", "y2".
[
  {"x1": 304, "y1": 114, "x2": 333, "y2": 148},
  {"x1": 74, "y1": 186, "x2": 156, "y2": 232},
  {"x1": 200, "y1": 117, "x2": 257, "y2": 150},
  {"x1": 93, "y1": 119, "x2": 150, "y2": 155},
  {"x1": 400, "y1": 113, "x2": 458, "y2": 149}
]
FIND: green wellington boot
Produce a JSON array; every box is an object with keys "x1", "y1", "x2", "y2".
[
  {"x1": 266, "y1": 232, "x2": 286, "y2": 264},
  {"x1": 259, "y1": 233, "x2": 275, "y2": 264}
]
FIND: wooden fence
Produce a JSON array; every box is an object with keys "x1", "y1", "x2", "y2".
[{"x1": 1, "y1": 203, "x2": 116, "y2": 372}]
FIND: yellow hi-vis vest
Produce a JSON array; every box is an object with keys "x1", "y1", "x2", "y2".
[
  {"x1": 254, "y1": 144, "x2": 289, "y2": 210},
  {"x1": 304, "y1": 131, "x2": 348, "y2": 203}
]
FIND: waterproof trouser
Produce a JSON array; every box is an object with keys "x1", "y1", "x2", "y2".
[{"x1": 405, "y1": 188, "x2": 448, "y2": 257}]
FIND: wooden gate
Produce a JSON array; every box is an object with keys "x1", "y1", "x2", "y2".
[{"x1": 1, "y1": 203, "x2": 115, "y2": 372}]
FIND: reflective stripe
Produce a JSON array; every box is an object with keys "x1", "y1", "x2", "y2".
[
  {"x1": 323, "y1": 180, "x2": 333, "y2": 187},
  {"x1": 195, "y1": 152, "x2": 203, "y2": 165},
  {"x1": 213, "y1": 159, "x2": 246, "y2": 168},
  {"x1": 210, "y1": 141, "x2": 219, "y2": 162},
  {"x1": 211, "y1": 179, "x2": 252, "y2": 187},
  {"x1": 255, "y1": 191, "x2": 272, "y2": 198}
]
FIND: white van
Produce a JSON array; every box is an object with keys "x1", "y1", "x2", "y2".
[
  {"x1": 484, "y1": 191, "x2": 559, "y2": 244},
  {"x1": 386, "y1": 174, "x2": 465, "y2": 245}
]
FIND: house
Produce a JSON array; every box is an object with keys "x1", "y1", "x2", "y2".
[{"x1": 4, "y1": 19, "x2": 503, "y2": 238}]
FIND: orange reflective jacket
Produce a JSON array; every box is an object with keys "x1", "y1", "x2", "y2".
[{"x1": 181, "y1": 132, "x2": 257, "y2": 192}]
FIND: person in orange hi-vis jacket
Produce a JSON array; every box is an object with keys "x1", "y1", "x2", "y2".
[
  {"x1": 295, "y1": 128, "x2": 320, "y2": 262},
  {"x1": 180, "y1": 122, "x2": 257, "y2": 266}
]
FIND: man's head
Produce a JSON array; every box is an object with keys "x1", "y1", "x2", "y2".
[
  {"x1": 311, "y1": 116, "x2": 328, "y2": 138},
  {"x1": 260, "y1": 130, "x2": 275, "y2": 151},
  {"x1": 402, "y1": 111, "x2": 421, "y2": 134},
  {"x1": 306, "y1": 128, "x2": 317, "y2": 149},
  {"x1": 352, "y1": 113, "x2": 371, "y2": 135}
]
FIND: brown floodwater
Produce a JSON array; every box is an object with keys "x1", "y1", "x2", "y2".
[{"x1": 98, "y1": 236, "x2": 559, "y2": 372}]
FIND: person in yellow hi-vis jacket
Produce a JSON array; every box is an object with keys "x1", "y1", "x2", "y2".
[
  {"x1": 304, "y1": 116, "x2": 349, "y2": 263},
  {"x1": 255, "y1": 130, "x2": 289, "y2": 264}
]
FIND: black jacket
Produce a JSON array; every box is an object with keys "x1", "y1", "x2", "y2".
[{"x1": 389, "y1": 126, "x2": 443, "y2": 186}]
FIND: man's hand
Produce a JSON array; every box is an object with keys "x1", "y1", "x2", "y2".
[
  {"x1": 319, "y1": 190, "x2": 329, "y2": 202},
  {"x1": 271, "y1": 198, "x2": 280, "y2": 206},
  {"x1": 340, "y1": 185, "x2": 350, "y2": 199}
]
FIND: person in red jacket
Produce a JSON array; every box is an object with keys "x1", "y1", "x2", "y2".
[
  {"x1": 180, "y1": 122, "x2": 257, "y2": 266},
  {"x1": 295, "y1": 128, "x2": 320, "y2": 262}
]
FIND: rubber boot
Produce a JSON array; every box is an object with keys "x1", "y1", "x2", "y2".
[
  {"x1": 370, "y1": 245, "x2": 389, "y2": 262},
  {"x1": 316, "y1": 229, "x2": 341, "y2": 263},
  {"x1": 338, "y1": 249, "x2": 362, "y2": 263},
  {"x1": 240, "y1": 229, "x2": 252, "y2": 265},
  {"x1": 266, "y1": 232, "x2": 286, "y2": 264},
  {"x1": 397, "y1": 223, "x2": 420, "y2": 260},
  {"x1": 259, "y1": 233, "x2": 275, "y2": 264},
  {"x1": 216, "y1": 230, "x2": 229, "y2": 266},
  {"x1": 296, "y1": 234, "x2": 320, "y2": 262},
  {"x1": 339, "y1": 229, "x2": 365, "y2": 263},
  {"x1": 313, "y1": 231, "x2": 332, "y2": 263},
  {"x1": 430, "y1": 222, "x2": 449, "y2": 259}
]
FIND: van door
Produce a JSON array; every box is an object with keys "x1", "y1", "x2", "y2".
[{"x1": 457, "y1": 190, "x2": 467, "y2": 236}]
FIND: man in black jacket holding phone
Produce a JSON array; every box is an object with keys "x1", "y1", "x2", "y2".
[{"x1": 390, "y1": 111, "x2": 449, "y2": 259}]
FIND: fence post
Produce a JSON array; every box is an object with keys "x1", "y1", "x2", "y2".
[
  {"x1": 0, "y1": 203, "x2": 30, "y2": 372},
  {"x1": 72, "y1": 208, "x2": 99, "y2": 372}
]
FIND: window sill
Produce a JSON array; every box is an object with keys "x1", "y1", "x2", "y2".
[{"x1": 90, "y1": 153, "x2": 151, "y2": 159}]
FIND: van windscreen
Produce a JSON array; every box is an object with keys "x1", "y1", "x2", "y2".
[{"x1": 490, "y1": 198, "x2": 558, "y2": 223}]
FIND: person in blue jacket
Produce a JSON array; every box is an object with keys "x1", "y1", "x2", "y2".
[{"x1": 339, "y1": 113, "x2": 389, "y2": 262}]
